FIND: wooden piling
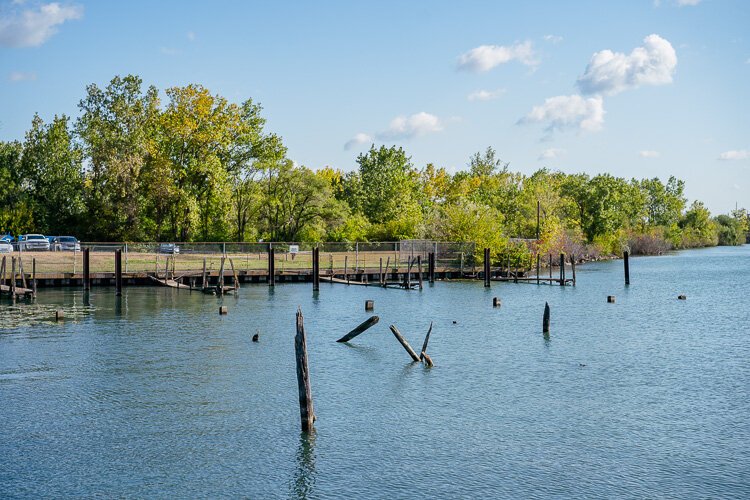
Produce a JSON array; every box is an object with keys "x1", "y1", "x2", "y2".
[
  {"x1": 268, "y1": 244, "x2": 275, "y2": 287},
  {"x1": 218, "y1": 256, "x2": 226, "y2": 294},
  {"x1": 312, "y1": 247, "x2": 320, "y2": 292},
  {"x1": 536, "y1": 254, "x2": 540, "y2": 285},
  {"x1": 384, "y1": 256, "x2": 391, "y2": 286},
  {"x1": 379, "y1": 257, "x2": 384, "y2": 286},
  {"x1": 428, "y1": 252, "x2": 435, "y2": 283},
  {"x1": 344, "y1": 255, "x2": 349, "y2": 284},
  {"x1": 55, "y1": 309, "x2": 64, "y2": 321},
  {"x1": 624, "y1": 250, "x2": 630, "y2": 285},
  {"x1": 336, "y1": 315, "x2": 379, "y2": 343},
  {"x1": 365, "y1": 299, "x2": 374, "y2": 311},
  {"x1": 83, "y1": 248, "x2": 90, "y2": 291},
  {"x1": 202, "y1": 257, "x2": 207, "y2": 288},
  {"x1": 1, "y1": 256, "x2": 5, "y2": 288},
  {"x1": 115, "y1": 249, "x2": 122, "y2": 296},
  {"x1": 389, "y1": 325, "x2": 421, "y2": 362},
  {"x1": 417, "y1": 255, "x2": 423, "y2": 290},
  {"x1": 543, "y1": 302, "x2": 550, "y2": 333},
  {"x1": 32, "y1": 258, "x2": 37, "y2": 298},
  {"x1": 11, "y1": 256, "x2": 16, "y2": 299},
  {"x1": 678, "y1": 294, "x2": 686, "y2": 300},
  {"x1": 607, "y1": 296, "x2": 616, "y2": 303},
  {"x1": 571, "y1": 254, "x2": 576, "y2": 286},
  {"x1": 484, "y1": 248, "x2": 491, "y2": 288},
  {"x1": 295, "y1": 307, "x2": 315, "y2": 432},
  {"x1": 420, "y1": 321, "x2": 433, "y2": 361},
  {"x1": 493, "y1": 297, "x2": 501, "y2": 307},
  {"x1": 559, "y1": 254, "x2": 564, "y2": 285},
  {"x1": 548, "y1": 254, "x2": 552, "y2": 282},
  {"x1": 219, "y1": 305, "x2": 228, "y2": 315}
]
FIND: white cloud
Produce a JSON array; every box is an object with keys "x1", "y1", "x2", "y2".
[
  {"x1": 639, "y1": 150, "x2": 660, "y2": 158},
  {"x1": 376, "y1": 112, "x2": 443, "y2": 141},
  {"x1": 543, "y1": 34, "x2": 563, "y2": 44},
  {"x1": 457, "y1": 41, "x2": 537, "y2": 72},
  {"x1": 343, "y1": 133, "x2": 372, "y2": 151},
  {"x1": 519, "y1": 94, "x2": 605, "y2": 133},
  {"x1": 577, "y1": 34, "x2": 677, "y2": 96},
  {"x1": 0, "y1": 2, "x2": 83, "y2": 48},
  {"x1": 467, "y1": 88, "x2": 506, "y2": 101},
  {"x1": 8, "y1": 71, "x2": 36, "y2": 82},
  {"x1": 676, "y1": 0, "x2": 701, "y2": 5},
  {"x1": 718, "y1": 150, "x2": 750, "y2": 161},
  {"x1": 538, "y1": 148, "x2": 565, "y2": 160}
]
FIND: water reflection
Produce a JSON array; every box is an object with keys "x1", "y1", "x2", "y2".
[{"x1": 290, "y1": 432, "x2": 316, "y2": 499}]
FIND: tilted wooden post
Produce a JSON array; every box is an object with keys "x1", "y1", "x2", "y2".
[
  {"x1": 295, "y1": 307, "x2": 315, "y2": 432},
  {"x1": 389, "y1": 325, "x2": 421, "y2": 362},
  {"x1": 624, "y1": 251, "x2": 630, "y2": 285},
  {"x1": 336, "y1": 316, "x2": 379, "y2": 343},
  {"x1": 428, "y1": 252, "x2": 435, "y2": 283},
  {"x1": 543, "y1": 302, "x2": 550, "y2": 333},
  {"x1": 484, "y1": 247, "x2": 491, "y2": 288}
]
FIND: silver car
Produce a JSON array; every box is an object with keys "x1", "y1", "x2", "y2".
[
  {"x1": 0, "y1": 241, "x2": 12, "y2": 254},
  {"x1": 17, "y1": 234, "x2": 50, "y2": 251},
  {"x1": 52, "y1": 236, "x2": 81, "y2": 252}
]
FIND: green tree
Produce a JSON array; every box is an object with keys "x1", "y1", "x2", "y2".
[{"x1": 0, "y1": 141, "x2": 34, "y2": 235}]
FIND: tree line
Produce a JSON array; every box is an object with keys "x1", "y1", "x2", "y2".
[{"x1": 1, "y1": 75, "x2": 747, "y2": 258}]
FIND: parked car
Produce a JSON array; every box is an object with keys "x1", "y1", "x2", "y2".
[
  {"x1": 1, "y1": 233, "x2": 13, "y2": 243},
  {"x1": 0, "y1": 241, "x2": 13, "y2": 254},
  {"x1": 51, "y1": 236, "x2": 81, "y2": 252},
  {"x1": 17, "y1": 234, "x2": 50, "y2": 251},
  {"x1": 158, "y1": 243, "x2": 180, "y2": 254}
]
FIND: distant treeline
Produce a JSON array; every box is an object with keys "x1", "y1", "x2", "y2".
[{"x1": 1, "y1": 75, "x2": 747, "y2": 258}]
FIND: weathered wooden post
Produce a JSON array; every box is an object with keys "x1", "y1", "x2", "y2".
[
  {"x1": 295, "y1": 307, "x2": 315, "y2": 432},
  {"x1": 83, "y1": 248, "x2": 90, "y2": 291},
  {"x1": 559, "y1": 253, "x2": 565, "y2": 286},
  {"x1": 484, "y1": 247, "x2": 491, "y2": 288},
  {"x1": 607, "y1": 296, "x2": 616, "y2": 303},
  {"x1": 268, "y1": 243, "x2": 275, "y2": 287},
  {"x1": 428, "y1": 252, "x2": 435, "y2": 283},
  {"x1": 543, "y1": 302, "x2": 550, "y2": 333},
  {"x1": 379, "y1": 257, "x2": 384, "y2": 286},
  {"x1": 547, "y1": 254, "x2": 552, "y2": 283},
  {"x1": 536, "y1": 253, "x2": 540, "y2": 285},
  {"x1": 420, "y1": 322, "x2": 433, "y2": 366},
  {"x1": 10, "y1": 257, "x2": 16, "y2": 300},
  {"x1": 55, "y1": 309, "x2": 64, "y2": 322},
  {"x1": 417, "y1": 255, "x2": 424, "y2": 290},
  {"x1": 571, "y1": 254, "x2": 576, "y2": 286},
  {"x1": 32, "y1": 258, "x2": 37, "y2": 298},
  {"x1": 624, "y1": 250, "x2": 630, "y2": 285},
  {"x1": 336, "y1": 316, "x2": 379, "y2": 342},
  {"x1": 344, "y1": 255, "x2": 349, "y2": 284},
  {"x1": 493, "y1": 297, "x2": 501, "y2": 307},
  {"x1": 312, "y1": 247, "x2": 320, "y2": 292},
  {"x1": 219, "y1": 305, "x2": 228, "y2": 315},
  {"x1": 115, "y1": 249, "x2": 122, "y2": 296},
  {"x1": 384, "y1": 256, "x2": 391, "y2": 286},
  {"x1": 389, "y1": 325, "x2": 421, "y2": 362}
]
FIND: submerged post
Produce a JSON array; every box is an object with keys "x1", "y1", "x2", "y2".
[
  {"x1": 389, "y1": 325, "x2": 421, "y2": 362},
  {"x1": 295, "y1": 307, "x2": 315, "y2": 432},
  {"x1": 312, "y1": 246, "x2": 320, "y2": 292},
  {"x1": 268, "y1": 243, "x2": 275, "y2": 287},
  {"x1": 624, "y1": 250, "x2": 630, "y2": 285},
  {"x1": 115, "y1": 249, "x2": 122, "y2": 296},
  {"x1": 543, "y1": 302, "x2": 550, "y2": 333},
  {"x1": 484, "y1": 248, "x2": 491, "y2": 288},
  {"x1": 83, "y1": 248, "x2": 90, "y2": 291},
  {"x1": 336, "y1": 316, "x2": 379, "y2": 343}
]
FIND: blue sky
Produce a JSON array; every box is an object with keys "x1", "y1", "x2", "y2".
[{"x1": 1, "y1": 0, "x2": 748, "y2": 213}]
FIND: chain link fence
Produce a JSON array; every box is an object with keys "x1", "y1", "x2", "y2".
[{"x1": 13, "y1": 241, "x2": 476, "y2": 277}]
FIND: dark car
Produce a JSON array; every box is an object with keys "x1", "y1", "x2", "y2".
[{"x1": 51, "y1": 236, "x2": 81, "y2": 252}]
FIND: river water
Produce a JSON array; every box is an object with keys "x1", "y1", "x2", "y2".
[{"x1": 1, "y1": 246, "x2": 749, "y2": 498}]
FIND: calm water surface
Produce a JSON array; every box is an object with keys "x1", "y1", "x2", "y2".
[{"x1": 1, "y1": 246, "x2": 749, "y2": 498}]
